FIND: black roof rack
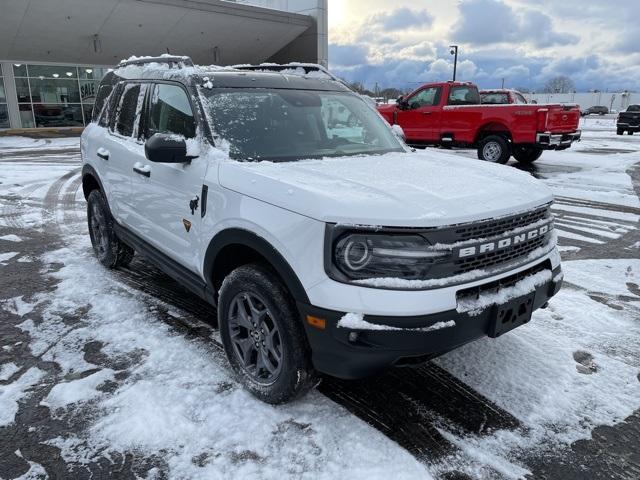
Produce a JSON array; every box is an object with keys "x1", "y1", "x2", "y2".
[
  {"x1": 118, "y1": 55, "x2": 194, "y2": 69},
  {"x1": 233, "y1": 63, "x2": 340, "y2": 81}
]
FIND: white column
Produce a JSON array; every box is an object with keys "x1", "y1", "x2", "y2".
[{"x1": 1, "y1": 62, "x2": 21, "y2": 129}]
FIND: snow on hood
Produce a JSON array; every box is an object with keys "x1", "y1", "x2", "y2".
[{"x1": 218, "y1": 150, "x2": 553, "y2": 227}]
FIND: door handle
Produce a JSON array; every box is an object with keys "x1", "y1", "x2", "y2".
[
  {"x1": 96, "y1": 148, "x2": 110, "y2": 160},
  {"x1": 133, "y1": 164, "x2": 151, "y2": 178},
  {"x1": 421, "y1": 111, "x2": 432, "y2": 115}
]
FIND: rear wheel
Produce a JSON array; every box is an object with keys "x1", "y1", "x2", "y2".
[
  {"x1": 87, "y1": 190, "x2": 134, "y2": 268},
  {"x1": 512, "y1": 146, "x2": 544, "y2": 164},
  {"x1": 218, "y1": 263, "x2": 318, "y2": 404},
  {"x1": 629, "y1": 131, "x2": 634, "y2": 135},
  {"x1": 477, "y1": 135, "x2": 511, "y2": 164}
]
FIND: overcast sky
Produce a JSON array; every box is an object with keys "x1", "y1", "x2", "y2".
[{"x1": 327, "y1": 0, "x2": 640, "y2": 93}]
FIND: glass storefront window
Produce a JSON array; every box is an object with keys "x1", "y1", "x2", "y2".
[
  {"x1": 27, "y1": 65, "x2": 78, "y2": 79},
  {"x1": 80, "y1": 80, "x2": 100, "y2": 103},
  {"x1": 15, "y1": 78, "x2": 31, "y2": 103},
  {"x1": 33, "y1": 104, "x2": 83, "y2": 127},
  {"x1": 19, "y1": 104, "x2": 35, "y2": 128},
  {"x1": 0, "y1": 77, "x2": 6, "y2": 103},
  {"x1": 11, "y1": 63, "x2": 110, "y2": 128},
  {"x1": 79, "y1": 67, "x2": 109, "y2": 80},
  {"x1": 13, "y1": 64, "x2": 28, "y2": 77},
  {"x1": 30, "y1": 78, "x2": 81, "y2": 103},
  {"x1": 0, "y1": 105, "x2": 9, "y2": 129}
]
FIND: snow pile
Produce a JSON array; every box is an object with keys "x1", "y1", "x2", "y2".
[
  {"x1": 0, "y1": 234, "x2": 22, "y2": 242},
  {"x1": 457, "y1": 270, "x2": 552, "y2": 315},
  {"x1": 338, "y1": 313, "x2": 456, "y2": 333},
  {"x1": 433, "y1": 258, "x2": 640, "y2": 477},
  {"x1": 0, "y1": 367, "x2": 45, "y2": 427},
  {"x1": 0, "y1": 362, "x2": 20, "y2": 381},
  {"x1": 31, "y1": 237, "x2": 429, "y2": 479}
]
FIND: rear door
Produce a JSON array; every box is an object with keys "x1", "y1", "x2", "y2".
[
  {"x1": 129, "y1": 82, "x2": 209, "y2": 272},
  {"x1": 99, "y1": 82, "x2": 148, "y2": 225},
  {"x1": 395, "y1": 86, "x2": 442, "y2": 143}
]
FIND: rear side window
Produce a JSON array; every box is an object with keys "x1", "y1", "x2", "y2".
[
  {"x1": 114, "y1": 84, "x2": 141, "y2": 137},
  {"x1": 448, "y1": 86, "x2": 480, "y2": 105},
  {"x1": 514, "y1": 93, "x2": 527, "y2": 104},
  {"x1": 480, "y1": 93, "x2": 509, "y2": 104},
  {"x1": 147, "y1": 84, "x2": 196, "y2": 138},
  {"x1": 92, "y1": 85, "x2": 113, "y2": 122},
  {"x1": 628, "y1": 105, "x2": 640, "y2": 112}
]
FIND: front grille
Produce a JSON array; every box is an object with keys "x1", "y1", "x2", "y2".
[
  {"x1": 453, "y1": 235, "x2": 547, "y2": 275},
  {"x1": 453, "y1": 205, "x2": 551, "y2": 240}
]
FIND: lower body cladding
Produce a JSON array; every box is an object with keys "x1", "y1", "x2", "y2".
[
  {"x1": 535, "y1": 130, "x2": 581, "y2": 150},
  {"x1": 299, "y1": 261, "x2": 563, "y2": 379}
]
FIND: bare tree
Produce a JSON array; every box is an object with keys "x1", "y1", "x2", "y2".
[{"x1": 542, "y1": 76, "x2": 575, "y2": 94}]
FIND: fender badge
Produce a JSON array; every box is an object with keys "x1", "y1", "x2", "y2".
[{"x1": 183, "y1": 219, "x2": 192, "y2": 233}]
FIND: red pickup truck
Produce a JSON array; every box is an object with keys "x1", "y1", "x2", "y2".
[{"x1": 378, "y1": 81, "x2": 581, "y2": 164}]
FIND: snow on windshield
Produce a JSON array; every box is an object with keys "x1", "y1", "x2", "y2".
[{"x1": 199, "y1": 89, "x2": 404, "y2": 161}]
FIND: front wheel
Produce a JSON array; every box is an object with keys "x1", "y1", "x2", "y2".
[
  {"x1": 617, "y1": 128, "x2": 624, "y2": 135},
  {"x1": 87, "y1": 190, "x2": 134, "y2": 268},
  {"x1": 477, "y1": 135, "x2": 511, "y2": 164},
  {"x1": 512, "y1": 146, "x2": 544, "y2": 164},
  {"x1": 218, "y1": 263, "x2": 318, "y2": 404}
]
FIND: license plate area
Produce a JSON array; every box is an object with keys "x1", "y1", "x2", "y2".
[{"x1": 488, "y1": 292, "x2": 535, "y2": 338}]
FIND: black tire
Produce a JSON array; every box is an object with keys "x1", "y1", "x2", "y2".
[
  {"x1": 629, "y1": 131, "x2": 634, "y2": 136},
  {"x1": 87, "y1": 189, "x2": 134, "y2": 269},
  {"x1": 512, "y1": 146, "x2": 544, "y2": 164},
  {"x1": 218, "y1": 263, "x2": 318, "y2": 404},
  {"x1": 477, "y1": 135, "x2": 511, "y2": 164},
  {"x1": 617, "y1": 128, "x2": 624, "y2": 135}
]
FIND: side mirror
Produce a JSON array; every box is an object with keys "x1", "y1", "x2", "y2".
[
  {"x1": 145, "y1": 133, "x2": 196, "y2": 163},
  {"x1": 396, "y1": 96, "x2": 408, "y2": 109}
]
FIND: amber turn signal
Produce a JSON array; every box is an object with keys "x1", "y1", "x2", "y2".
[{"x1": 306, "y1": 315, "x2": 326, "y2": 330}]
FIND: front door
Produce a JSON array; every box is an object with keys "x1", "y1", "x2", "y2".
[
  {"x1": 128, "y1": 82, "x2": 209, "y2": 273},
  {"x1": 395, "y1": 86, "x2": 442, "y2": 144}
]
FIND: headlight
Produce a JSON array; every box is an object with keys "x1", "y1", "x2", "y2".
[{"x1": 333, "y1": 233, "x2": 448, "y2": 281}]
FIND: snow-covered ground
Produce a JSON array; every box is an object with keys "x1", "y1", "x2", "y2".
[{"x1": 1, "y1": 120, "x2": 639, "y2": 479}]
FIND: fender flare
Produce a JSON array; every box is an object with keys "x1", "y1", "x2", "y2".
[
  {"x1": 203, "y1": 228, "x2": 310, "y2": 304},
  {"x1": 81, "y1": 164, "x2": 106, "y2": 199}
]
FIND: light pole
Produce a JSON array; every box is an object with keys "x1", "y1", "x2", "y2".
[{"x1": 449, "y1": 45, "x2": 458, "y2": 81}]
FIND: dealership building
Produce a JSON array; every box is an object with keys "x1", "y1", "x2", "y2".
[{"x1": 0, "y1": 0, "x2": 328, "y2": 130}]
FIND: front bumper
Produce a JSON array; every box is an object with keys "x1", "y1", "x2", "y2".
[
  {"x1": 299, "y1": 263, "x2": 563, "y2": 379},
  {"x1": 536, "y1": 130, "x2": 581, "y2": 149}
]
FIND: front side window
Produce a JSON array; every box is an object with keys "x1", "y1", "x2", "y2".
[
  {"x1": 407, "y1": 87, "x2": 441, "y2": 109},
  {"x1": 448, "y1": 86, "x2": 480, "y2": 105},
  {"x1": 200, "y1": 89, "x2": 404, "y2": 161},
  {"x1": 148, "y1": 84, "x2": 196, "y2": 138}
]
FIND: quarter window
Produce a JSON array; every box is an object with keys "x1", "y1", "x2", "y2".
[
  {"x1": 148, "y1": 84, "x2": 196, "y2": 138},
  {"x1": 114, "y1": 84, "x2": 142, "y2": 137}
]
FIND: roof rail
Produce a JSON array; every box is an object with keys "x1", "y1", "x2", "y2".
[
  {"x1": 118, "y1": 55, "x2": 194, "y2": 69},
  {"x1": 232, "y1": 62, "x2": 340, "y2": 82}
]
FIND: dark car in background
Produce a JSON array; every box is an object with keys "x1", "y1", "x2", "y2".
[
  {"x1": 617, "y1": 104, "x2": 640, "y2": 135},
  {"x1": 582, "y1": 105, "x2": 609, "y2": 116}
]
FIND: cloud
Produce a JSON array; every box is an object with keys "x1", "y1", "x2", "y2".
[
  {"x1": 452, "y1": 0, "x2": 578, "y2": 48},
  {"x1": 329, "y1": 44, "x2": 369, "y2": 67},
  {"x1": 370, "y1": 7, "x2": 433, "y2": 30}
]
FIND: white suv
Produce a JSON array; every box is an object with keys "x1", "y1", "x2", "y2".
[{"x1": 81, "y1": 56, "x2": 563, "y2": 404}]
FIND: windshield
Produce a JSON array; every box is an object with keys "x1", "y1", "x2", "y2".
[
  {"x1": 200, "y1": 89, "x2": 404, "y2": 161},
  {"x1": 627, "y1": 105, "x2": 640, "y2": 112}
]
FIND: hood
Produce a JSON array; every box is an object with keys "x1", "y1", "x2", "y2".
[{"x1": 218, "y1": 151, "x2": 553, "y2": 227}]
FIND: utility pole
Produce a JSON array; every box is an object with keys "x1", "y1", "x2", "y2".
[
  {"x1": 501, "y1": 78, "x2": 505, "y2": 89},
  {"x1": 449, "y1": 45, "x2": 458, "y2": 81}
]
